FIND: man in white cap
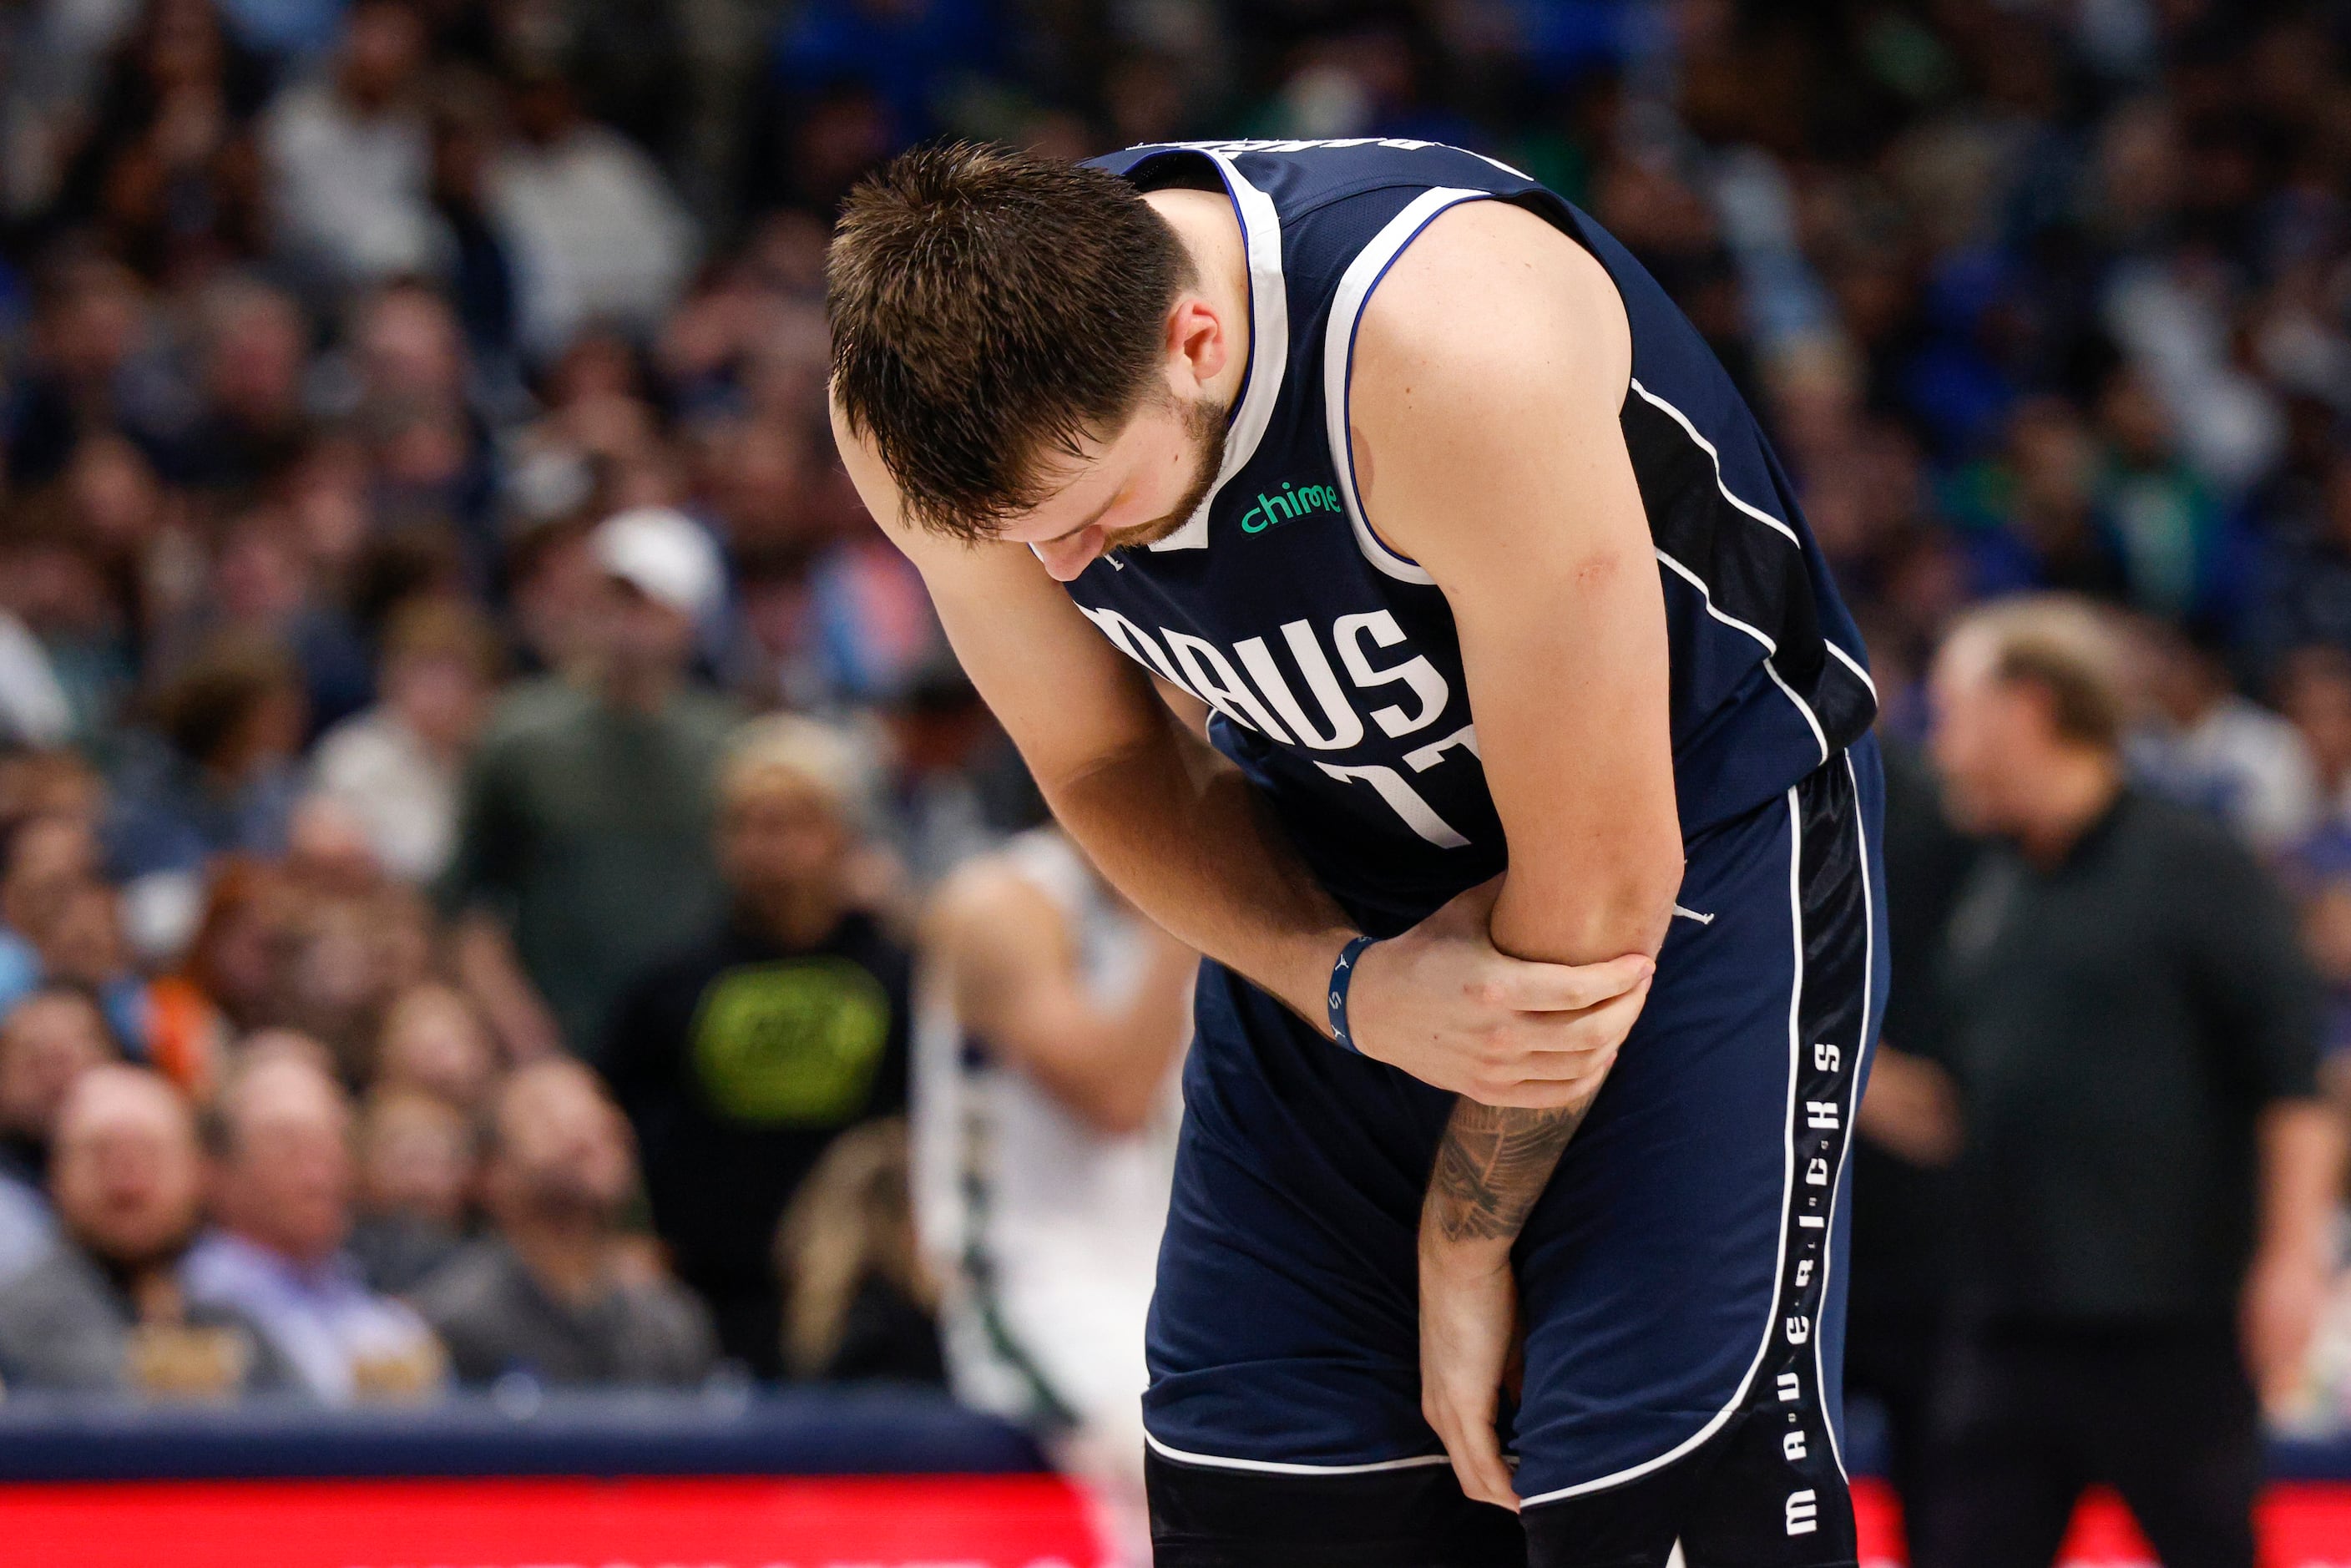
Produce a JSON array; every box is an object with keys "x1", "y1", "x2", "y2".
[{"x1": 439, "y1": 507, "x2": 741, "y2": 1065}]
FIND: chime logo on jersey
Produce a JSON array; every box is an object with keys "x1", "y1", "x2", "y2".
[{"x1": 1240, "y1": 480, "x2": 1342, "y2": 533}]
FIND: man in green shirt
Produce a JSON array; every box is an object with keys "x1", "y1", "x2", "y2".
[
  {"x1": 440, "y1": 508, "x2": 738, "y2": 1063},
  {"x1": 1919, "y1": 594, "x2": 2344, "y2": 1568}
]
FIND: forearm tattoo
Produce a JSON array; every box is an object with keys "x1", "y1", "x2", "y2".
[{"x1": 1423, "y1": 1095, "x2": 1597, "y2": 1245}]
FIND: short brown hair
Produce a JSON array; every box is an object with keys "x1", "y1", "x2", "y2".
[
  {"x1": 827, "y1": 142, "x2": 1191, "y2": 540},
  {"x1": 381, "y1": 596, "x2": 503, "y2": 682},
  {"x1": 1949, "y1": 595, "x2": 2129, "y2": 751}
]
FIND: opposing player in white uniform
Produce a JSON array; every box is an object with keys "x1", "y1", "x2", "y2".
[{"x1": 914, "y1": 825, "x2": 1196, "y2": 1552}]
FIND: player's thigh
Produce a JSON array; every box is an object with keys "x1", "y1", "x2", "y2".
[
  {"x1": 1146, "y1": 1449, "x2": 1524, "y2": 1568},
  {"x1": 1143, "y1": 1113, "x2": 1433, "y2": 1463}
]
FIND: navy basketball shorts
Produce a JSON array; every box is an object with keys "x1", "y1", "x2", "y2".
[{"x1": 1142, "y1": 740, "x2": 1888, "y2": 1567}]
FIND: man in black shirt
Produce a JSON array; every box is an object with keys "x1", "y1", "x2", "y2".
[
  {"x1": 604, "y1": 716, "x2": 913, "y2": 1378},
  {"x1": 1918, "y1": 596, "x2": 2345, "y2": 1568}
]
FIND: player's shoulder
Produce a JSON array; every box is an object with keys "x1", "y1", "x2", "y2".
[
  {"x1": 1352, "y1": 198, "x2": 1628, "y2": 407},
  {"x1": 924, "y1": 845, "x2": 1069, "y2": 961}
]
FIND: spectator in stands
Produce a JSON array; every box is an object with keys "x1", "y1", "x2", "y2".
[
  {"x1": 0, "y1": 811, "x2": 101, "y2": 1009},
  {"x1": 262, "y1": 0, "x2": 433, "y2": 297},
  {"x1": 346, "y1": 1085, "x2": 471, "y2": 1293},
  {"x1": 309, "y1": 596, "x2": 499, "y2": 888},
  {"x1": 0, "y1": 1065, "x2": 291, "y2": 1395},
  {"x1": 107, "y1": 632, "x2": 308, "y2": 883},
  {"x1": 775, "y1": 1116, "x2": 938, "y2": 1384},
  {"x1": 35, "y1": 880, "x2": 154, "y2": 1060},
  {"x1": 0, "y1": 984, "x2": 118, "y2": 1186},
  {"x1": 915, "y1": 823, "x2": 1192, "y2": 1540},
  {"x1": 606, "y1": 714, "x2": 908, "y2": 1377},
  {"x1": 1918, "y1": 595, "x2": 2345, "y2": 1568},
  {"x1": 413, "y1": 1058, "x2": 713, "y2": 1387},
  {"x1": 183, "y1": 1041, "x2": 444, "y2": 1402},
  {"x1": 372, "y1": 982, "x2": 496, "y2": 1111},
  {"x1": 442, "y1": 506, "x2": 736, "y2": 1062},
  {"x1": 489, "y1": 61, "x2": 695, "y2": 359},
  {"x1": 44, "y1": 0, "x2": 272, "y2": 283},
  {"x1": 2131, "y1": 617, "x2": 2322, "y2": 853},
  {"x1": 2252, "y1": 453, "x2": 2351, "y2": 674},
  {"x1": 0, "y1": 985, "x2": 116, "y2": 1280},
  {"x1": 2278, "y1": 645, "x2": 2351, "y2": 827},
  {"x1": 174, "y1": 278, "x2": 312, "y2": 493}
]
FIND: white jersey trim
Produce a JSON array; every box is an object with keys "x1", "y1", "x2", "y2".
[
  {"x1": 1814, "y1": 748, "x2": 1874, "y2": 1485},
  {"x1": 1143, "y1": 1429, "x2": 1454, "y2": 1477},
  {"x1": 1627, "y1": 378, "x2": 1802, "y2": 549},
  {"x1": 1652, "y1": 549, "x2": 1830, "y2": 764},
  {"x1": 1150, "y1": 150, "x2": 1288, "y2": 553},
  {"x1": 1322, "y1": 186, "x2": 1490, "y2": 585},
  {"x1": 1519, "y1": 785, "x2": 1807, "y2": 1508},
  {"x1": 1823, "y1": 639, "x2": 1878, "y2": 701}
]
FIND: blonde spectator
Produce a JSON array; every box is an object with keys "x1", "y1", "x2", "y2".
[
  {"x1": 775, "y1": 1116, "x2": 938, "y2": 1383},
  {"x1": 604, "y1": 713, "x2": 909, "y2": 1377}
]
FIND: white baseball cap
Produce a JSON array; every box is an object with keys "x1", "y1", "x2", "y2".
[{"x1": 591, "y1": 506, "x2": 723, "y2": 623}]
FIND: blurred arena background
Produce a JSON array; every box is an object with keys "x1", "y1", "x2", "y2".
[{"x1": 4, "y1": 0, "x2": 2351, "y2": 1564}]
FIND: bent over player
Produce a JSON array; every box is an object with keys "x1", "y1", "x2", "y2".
[{"x1": 827, "y1": 139, "x2": 1886, "y2": 1568}]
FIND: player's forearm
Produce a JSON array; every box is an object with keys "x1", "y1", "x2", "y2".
[
  {"x1": 1039, "y1": 718, "x2": 1355, "y2": 1029},
  {"x1": 1417, "y1": 856, "x2": 1672, "y2": 1266},
  {"x1": 1421, "y1": 1093, "x2": 1600, "y2": 1272}
]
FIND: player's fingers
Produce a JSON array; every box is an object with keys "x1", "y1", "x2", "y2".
[
  {"x1": 1490, "y1": 951, "x2": 1651, "y2": 1014},
  {"x1": 1438, "y1": 1402, "x2": 1519, "y2": 1511},
  {"x1": 1520, "y1": 973, "x2": 1652, "y2": 1044},
  {"x1": 1467, "y1": 1053, "x2": 1617, "y2": 1114}
]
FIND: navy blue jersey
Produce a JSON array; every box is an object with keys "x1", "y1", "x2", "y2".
[{"x1": 1070, "y1": 139, "x2": 1875, "y2": 934}]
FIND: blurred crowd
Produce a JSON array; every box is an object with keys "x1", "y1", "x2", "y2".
[{"x1": 0, "y1": 0, "x2": 2350, "y2": 1520}]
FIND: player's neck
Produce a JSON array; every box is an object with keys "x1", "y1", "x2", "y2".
[{"x1": 1145, "y1": 186, "x2": 1253, "y2": 409}]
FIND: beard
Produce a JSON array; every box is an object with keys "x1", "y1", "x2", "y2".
[{"x1": 1103, "y1": 392, "x2": 1230, "y2": 557}]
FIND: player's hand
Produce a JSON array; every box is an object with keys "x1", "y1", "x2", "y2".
[
  {"x1": 1418, "y1": 1234, "x2": 1521, "y2": 1510},
  {"x1": 1346, "y1": 878, "x2": 1653, "y2": 1106}
]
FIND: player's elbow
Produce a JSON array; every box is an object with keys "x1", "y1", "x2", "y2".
[
  {"x1": 1498, "y1": 825, "x2": 1683, "y2": 964},
  {"x1": 1595, "y1": 842, "x2": 1685, "y2": 960}
]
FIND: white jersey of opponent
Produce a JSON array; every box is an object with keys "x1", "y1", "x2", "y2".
[{"x1": 912, "y1": 828, "x2": 1187, "y2": 1441}]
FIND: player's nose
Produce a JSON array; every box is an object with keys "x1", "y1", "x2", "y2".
[{"x1": 1033, "y1": 530, "x2": 1104, "y2": 581}]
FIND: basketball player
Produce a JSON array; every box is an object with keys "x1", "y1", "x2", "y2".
[
  {"x1": 827, "y1": 139, "x2": 1885, "y2": 1568},
  {"x1": 913, "y1": 822, "x2": 1196, "y2": 1560}
]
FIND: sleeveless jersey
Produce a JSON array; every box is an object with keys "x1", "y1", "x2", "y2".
[
  {"x1": 911, "y1": 829, "x2": 1185, "y2": 1431},
  {"x1": 1071, "y1": 139, "x2": 1876, "y2": 933}
]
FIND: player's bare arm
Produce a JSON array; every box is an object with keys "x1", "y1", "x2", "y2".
[
  {"x1": 1347, "y1": 200, "x2": 1683, "y2": 1507},
  {"x1": 928, "y1": 857, "x2": 1195, "y2": 1136}
]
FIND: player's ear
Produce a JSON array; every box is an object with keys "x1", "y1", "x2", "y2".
[{"x1": 1165, "y1": 293, "x2": 1230, "y2": 392}]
